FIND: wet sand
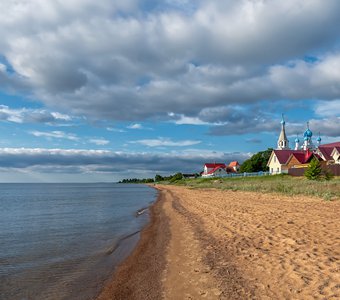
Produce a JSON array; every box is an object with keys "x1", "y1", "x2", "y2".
[{"x1": 97, "y1": 185, "x2": 340, "y2": 299}]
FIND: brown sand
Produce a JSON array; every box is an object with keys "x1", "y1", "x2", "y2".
[{"x1": 97, "y1": 185, "x2": 340, "y2": 299}]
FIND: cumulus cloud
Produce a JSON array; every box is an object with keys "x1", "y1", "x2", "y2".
[
  {"x1": 0, "y1": 0, "x2": 339, "y2": 123},
  {"x1": 131, "y1": 137, "x2": 201, "y2": 147},
  {"x1": 0, "y1": 105, "x2": 73, "y2": 125}
]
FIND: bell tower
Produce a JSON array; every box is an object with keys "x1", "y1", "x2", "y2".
[{"x1": 277, "y1": 114, "x2": 290, "y2": 150}]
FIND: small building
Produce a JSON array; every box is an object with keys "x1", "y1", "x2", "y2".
[
  {"x1": 202, "y1": 163, "x2": 227, "y2": 177},
  {"x1": 228, "y1": 161, "x2": 240, "y2": 172},
  {"x1": 267, "y1": 150, "x2": 300, "y2": 174},
  {"x1": 285, "y1": 150, "x2": 322, "y2": 169}
]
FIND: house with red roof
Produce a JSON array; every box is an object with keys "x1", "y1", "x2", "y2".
[
  {"x1": 228, "y1": 161, "x2": 240, "y2": 172},
  {"x1": 202, "y1": 162, "x2": 239, "y2": 177},
  {"x1": 285, "y1": 150, "x2": 323, "y2": 170},
  {"x1": 202, "y1": 163, "x2": 227, "y2": 177}
]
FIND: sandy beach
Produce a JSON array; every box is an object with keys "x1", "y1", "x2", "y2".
[{"x1": 97, "y1": 185, "x2": 340, "y2": 299}]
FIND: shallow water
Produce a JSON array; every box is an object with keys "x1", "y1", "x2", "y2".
[{"x1": 0, "y1": 183, "x2": 157, "y2": 300}]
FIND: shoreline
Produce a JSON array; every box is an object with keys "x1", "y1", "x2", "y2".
[
  {"x1": 96, "y1": 186, "x2": 169, "y2": 300},
  {"x1": 97, "y1": 185, "x2": 340, "y2": 299}
]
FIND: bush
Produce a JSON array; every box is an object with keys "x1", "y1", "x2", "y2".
[{"x1": 305, "y1": 158, "x2": 322, "y2": 180}]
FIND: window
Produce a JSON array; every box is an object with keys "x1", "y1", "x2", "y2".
[
  {"x1": 277, "y1": 167, "x2": 280, "y2": 173},
  {"x1": 274, "y1": 156, "x2": 276, "y2": 163}
]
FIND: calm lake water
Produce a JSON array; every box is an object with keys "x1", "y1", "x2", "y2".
[{"x1": 0, "y1": 183, "x2": 157, "y2": 300}]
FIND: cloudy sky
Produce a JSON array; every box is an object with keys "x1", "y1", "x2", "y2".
[{"x1": 0, "y1": 0, "x2": 339, "y2": 182}]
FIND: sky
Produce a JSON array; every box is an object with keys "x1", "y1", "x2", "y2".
[{"x1": 0, "y1": 0, "x2": 339, "y2": 182}]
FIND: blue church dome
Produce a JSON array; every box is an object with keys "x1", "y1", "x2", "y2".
[
  {"x1": 304, "y1": 136, "x2": 309, "y2": 141},
  {"x1": 304, "y1": 122, "x2": 313, "y2": 138},
  {"x1": 295, "y1": 137, "x2": 300, "y2": 143},
  {"x1": 304, "y1": 128, "x2": 313, "y2": 138},
  {"x1": 317, "y1": 136, "x2": 321, "y2": 142}
]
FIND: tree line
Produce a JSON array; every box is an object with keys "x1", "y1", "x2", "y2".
[{"x1": 119, "y1": 172, "x2": 184, "y2": 184}]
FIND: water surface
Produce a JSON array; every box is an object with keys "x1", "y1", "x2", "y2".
[{"x1": 0, "y1": 183, "x2": 157, "y2": 300}]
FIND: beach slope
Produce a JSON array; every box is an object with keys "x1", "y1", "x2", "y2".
[{"x1": 98, "y1": 185, "x2": 340, "y2": 299}]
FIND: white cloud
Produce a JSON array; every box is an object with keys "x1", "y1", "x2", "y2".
[
  {"x1": 30, "y1": 130, "x2": 79, "y2": 141},
  {"x1": 131, "y1": 137, "x2": 201, "y2": 147},
  {"x1": 106, "y1": 127, "x2": 125, "y2": 133},
  {"x1": 314, "y1": 100, "x2": 340, "y2": 117},
  {"x1": 50, "y1": 112, "x2": 72, "y2": 121},
  {"x1": 127, "y1": 123, "x2": 152, "y2": 130},
  {"x1": 0, "y1": 105, "x2": 73, "y2": 124},
  {"x1": 88, "y1": 138, "x2": 110, "y2": 146},
  {"x1": 127, "y1": 123, "x2": 143, "y2": 129}
]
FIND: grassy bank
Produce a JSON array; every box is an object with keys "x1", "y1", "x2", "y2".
[{"x1": 163, "y1": 175, "x2": 340, "y2": 201}]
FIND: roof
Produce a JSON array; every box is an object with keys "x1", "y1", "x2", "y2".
[
  {"x1": 290, "y1": 152, "x2": 310, "y2": 164},
  {"x1": 331, "y1": 147, "x2": 340, "y2": 156},
  {"x1": 204, "y1": 163, "x2": 226, "y2": 168},
  {"x1": 207, "y1": 166, "x2": 226, "y2": 175},
  {"x1": 289, "y1": 151, "x2": 321, "y2": 164},
  {"x1": 318, "y1": 147, "x2": 333, "y2": 160},
  {"x1": 319, "y1": 142, "x2": 340, "y2": 148},
  {"x1": 229, "y1": 161, "x2": 239, "y2": 167},
  {"x1": 278, "y1": 125, "x2": 288, "y2": 144},
  {"x1": 272, "y1": 150, "x2": 304, "y2": 164}
]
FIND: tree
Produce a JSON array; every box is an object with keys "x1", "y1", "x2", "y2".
[
  {"x1": 169, "y1": 172, "x2": 183, "y2": 182},
  {"x1": 155, "y1": 174, "x2": 164, "y2": 182},
  {"x1": 240, "y1": 148, "x2": 273, "y2": 173},
  {"x1": 305, "y1": 158, "x2": 322, "y2": 180}
]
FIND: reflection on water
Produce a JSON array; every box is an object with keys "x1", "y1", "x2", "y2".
[{"x1": 0, "y1": 183, "x2": 156, "y2": 300}]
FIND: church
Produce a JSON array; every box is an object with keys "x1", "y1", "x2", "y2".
[{"x1": 267, "y1": 115, "x2": 340, "y2": 174}]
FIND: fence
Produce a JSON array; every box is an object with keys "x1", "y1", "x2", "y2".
[
  {"x1": 288, "y1": 164, "x2": 340, "y2": 176},
  {"x1": 206, "y1": 171, "x2": 270, "y2": 178}
]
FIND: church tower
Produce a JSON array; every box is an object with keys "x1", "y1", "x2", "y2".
[
  {"x1": 294, "y1": 135, "x2": 300, "y2": 150},
  {"x1": 303, "y1": 122, "x2": 314, "y2": 151},
  {"x1": 317, "y1": 132, "x2": 322, "y2": 146},
  {"x1": 277, "y1": 114, "x2": 290, "y2": 150}
]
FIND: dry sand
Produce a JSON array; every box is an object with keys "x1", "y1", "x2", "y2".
[{"x1": 97, "y1": 185, "x2": 340, "y2": 299}]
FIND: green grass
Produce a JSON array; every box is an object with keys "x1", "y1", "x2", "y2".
[{"x1": 165, "y1": 174, "x2": 340, "y2": 200}]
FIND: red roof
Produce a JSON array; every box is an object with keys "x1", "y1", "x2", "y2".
[
  {"x1": 290, "y1": 151, "x2": 321, "y2": 164},
  {"x1": 207, "y1": 166, "x2": 226, "y2": 175},
  {"x1": 318, "y1": 147, "x2": 333, "y2": 160},
  {"x1": 273, "y1": 150, "x2": 304, "y2": 164},
  {"x1": 229, "y1": 161, "x2": 239, "y2": 167},
  {"x1": 204, "y1": 163, "x2": 226, "y2": 168},
  {"x1": 319, "y1": 142, "x2": 340, "y2": 148}
]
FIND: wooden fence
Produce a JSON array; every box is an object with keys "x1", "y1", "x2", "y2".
[{"x1": 288, "y1": 164, "x2": 340, "y2": 176}]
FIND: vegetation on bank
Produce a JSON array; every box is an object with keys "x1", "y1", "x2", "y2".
[
  {"x1": 119, "y1": 148, "x2": 339, "y2": 200},
  {"x1": 304, "y1": 158, "x2": 333, "y2": 181},
  {"x1": 168, "y1": 175, "x2": 340, "y2": 201},
  {"x1": 239, "y1": 148, "x2": 273, "y2": 172},
  {"x1": 119, "y1": 172, "x2": 184, "y2": 184}
]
